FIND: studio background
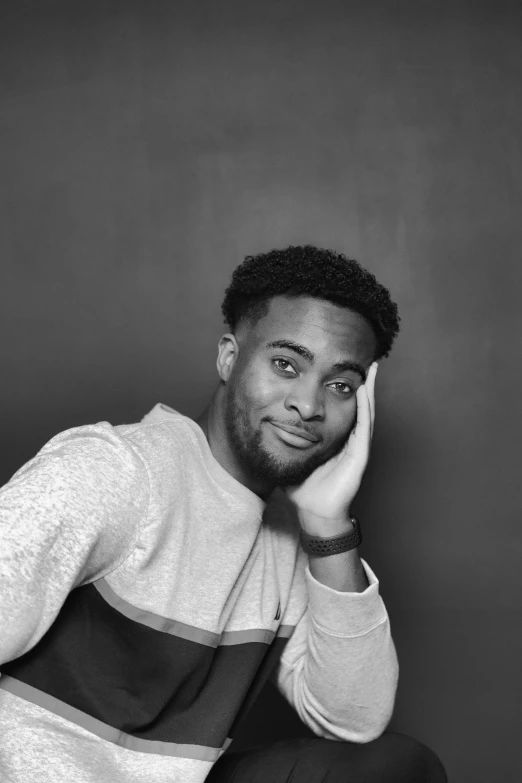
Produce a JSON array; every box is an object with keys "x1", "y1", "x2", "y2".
[{"x1": 1, "y1": 2, "x2": 521, "y2": 781}]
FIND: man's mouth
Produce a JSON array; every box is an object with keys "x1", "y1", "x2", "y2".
[{"x1": 268, "y1": 421, "x2": 320, "y2": 449}]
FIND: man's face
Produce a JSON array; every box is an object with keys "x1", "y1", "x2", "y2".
[{"x1": 222, "y1": 295, "x2": 377, "y2": 488}]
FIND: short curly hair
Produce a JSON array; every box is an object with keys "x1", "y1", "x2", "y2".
[{"x1": 221, "y1": 245, "x2": 400, "y2": 359}]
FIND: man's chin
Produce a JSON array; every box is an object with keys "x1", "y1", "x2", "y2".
[
  {"x1": 263, "y1": 438, "x2": 347, "y2": 487},
  {"x1": 250, "y1": 448, "x2": 323, "y2": 487}
]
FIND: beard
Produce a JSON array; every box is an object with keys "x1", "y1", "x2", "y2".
[{"x1": 224, "y1": 387, "x2": 346, "y2": 487}]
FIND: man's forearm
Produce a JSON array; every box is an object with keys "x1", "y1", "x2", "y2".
[
  {"x1": 299, "y1": 512, "x2": 369, "y2": 593},
  {"x1": 308, "y1": 547, "x2": 369, "y2": 592}
]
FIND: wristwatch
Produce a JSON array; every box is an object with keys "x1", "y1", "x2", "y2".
[{"x1": 300, "y1": 516, "x2": 362, "y2": 557}]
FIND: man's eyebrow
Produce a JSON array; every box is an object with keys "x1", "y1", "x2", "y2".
[
  {"x1": 266, "y1": 340, "x2": 314, "y2": 362},
  {"x1": 331, "y1": 360, "x2": 367, "y2": 382},
  {"x1": 266, "y1": 340, "x2": 367, "y2": 382}
]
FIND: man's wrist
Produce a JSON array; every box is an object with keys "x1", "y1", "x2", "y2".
[
  {"x1": 297, "y1": 510, "x2": 355, "y2": 537},
  {"x1": 300, "y1": 517, "x2": 362, "y2": 558}
]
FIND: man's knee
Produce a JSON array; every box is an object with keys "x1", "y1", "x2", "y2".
[
  {"x1": 206, "y1": 732, "x2": 447, "y2": 783},
  {"x1": 367, "y1": 732, "x2": 447, "y2": 783},
  {"x1": 290, "y1": 732, "x2": 447, "y2": 783}
]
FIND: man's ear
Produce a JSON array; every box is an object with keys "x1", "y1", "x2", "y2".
[{"x1": 216, "y1": 333, "x2": 239, "y2": 381}]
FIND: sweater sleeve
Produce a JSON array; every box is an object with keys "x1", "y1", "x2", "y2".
[
  {"x1": 0, "y1": 423, "x2": 149, "y2": 666},
  {"x1": 272, "y1": 550, "x2": 399, "y2": 743}
]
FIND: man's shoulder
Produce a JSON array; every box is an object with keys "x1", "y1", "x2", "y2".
[
  {"x1": 114, "y1": 403, "x2": 204, "y2": 469},
  {"x1": 29, "y1": 404, "x2": 197, "y2": 475},
  {"x1": 14, "y1": 405, "x2": 210, "y2": 509}
]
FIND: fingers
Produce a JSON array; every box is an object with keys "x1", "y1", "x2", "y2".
[
  {"x1": 345, "y1": 362, "x2": 378, "y2": 456},
  {"x1": 354, "y1": 377, "x2": 371, "y2": 445},
  {"x1": 366, "y1": 362, "x2": 378, "y2": 439}
]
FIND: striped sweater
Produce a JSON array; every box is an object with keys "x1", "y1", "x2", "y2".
[{"x1": 0, "y1": 403, "x2": 398, "y2": 783}]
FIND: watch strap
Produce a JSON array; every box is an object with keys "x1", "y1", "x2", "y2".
[{"x1": 300, "y1": 516, "x2": 362, "y2": 557}]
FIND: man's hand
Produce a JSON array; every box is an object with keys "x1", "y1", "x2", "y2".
[{"x1": 286, "y1": 362, "x2": 377, "y2": 535}]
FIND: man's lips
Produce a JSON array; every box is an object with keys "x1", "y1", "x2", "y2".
[{"x1": 269, "y1": 421, "x2": 320, "y2": 443}]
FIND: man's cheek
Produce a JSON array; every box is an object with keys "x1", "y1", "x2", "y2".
[
  {"x1": 248, "y1": 378, "x2": 281, "y2": 411},
  {"x1": 346, "y1": 399, "x2": 358, "y2": 429},
  {"x1": 331, "y1": 410, "x2": 357, "y2": 450}
]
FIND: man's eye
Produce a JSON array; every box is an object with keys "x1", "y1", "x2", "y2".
[
  {"x1": 273, "y1": 358, "x2": 297, "y2": 375},
  {"x1": 328, "y1": 382, "x2": 353, "y2": 396}
]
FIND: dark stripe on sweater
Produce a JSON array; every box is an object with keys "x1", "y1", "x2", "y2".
[{"x1": 1, "y1": 582, "x2": 293, "y2": 749}]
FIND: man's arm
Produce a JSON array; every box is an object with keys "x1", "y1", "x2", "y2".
[
  {"x1": 272, "y1": 551, "x2": 398, "y2": 743},
  {"x1": 0, "y1": 424, "x2": 149, "y2": 665},
  {"x1": 288, "y1": 362, "x2": 378, "y2": 593},
  {"x1": 272, "y1": 363, "x2": 398, "y2": 741},
  {"x1": 308, "y1": 545, "x2": 368, "y2": 592}
]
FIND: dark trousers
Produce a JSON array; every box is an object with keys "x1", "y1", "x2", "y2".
[{"x1": 206, "y1": 733, "x2": 447, "y2": 783}]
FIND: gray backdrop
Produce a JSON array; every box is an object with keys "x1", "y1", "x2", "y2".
[{"x1": 1, "y1": 2, "x2": 521, "y2": 781}]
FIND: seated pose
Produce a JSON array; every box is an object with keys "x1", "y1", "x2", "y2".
[{"x1": 0, "y1": 246, "x2": 446, "y2": 782}]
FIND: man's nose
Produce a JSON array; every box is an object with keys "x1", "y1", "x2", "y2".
[{"x1": 284, "y1": 381, "x2": 325, "y2": 420}]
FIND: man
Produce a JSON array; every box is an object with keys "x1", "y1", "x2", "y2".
[{"x1": 0, "y1": 246, "x2": 446, "y2": 782}]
